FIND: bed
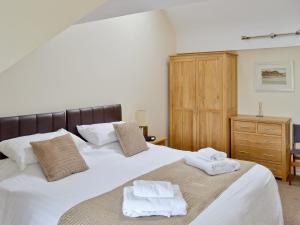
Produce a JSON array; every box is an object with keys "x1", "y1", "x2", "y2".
[{"x1": 0, "y1": 104, "x2": 283, "y2": 225}]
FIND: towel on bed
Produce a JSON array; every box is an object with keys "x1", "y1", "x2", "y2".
[
  {"x1": 185, "y1": 155, "x2": 240, "y2": 175},
  {"x1": 133, "y1": 180, "x2": 174, "y2": 198},
  {"x1": 123, "y1": 185, "x2": 187, "y2": 218},
  {"x1": 197, "y1": 147, "x2": 227, "y2": 161}
]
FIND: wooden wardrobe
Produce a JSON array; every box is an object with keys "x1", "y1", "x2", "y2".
[{"x1": 169, "y1": 52, "x2": 237, "y2": 155}]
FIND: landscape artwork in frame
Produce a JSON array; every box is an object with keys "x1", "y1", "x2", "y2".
[{"x1": 255, "y1": 62, "x2": 294, "y2": 92}]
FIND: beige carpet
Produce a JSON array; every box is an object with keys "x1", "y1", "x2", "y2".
[{"x1": 278, "y1": 176, "x2": 300, "y2": 225}]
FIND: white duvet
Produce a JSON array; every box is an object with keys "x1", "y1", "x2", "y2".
[{"x1": 0, "y1": 142, "x2": 283, "y2": 225}]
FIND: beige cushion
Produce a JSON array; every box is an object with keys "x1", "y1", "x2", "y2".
[
  {"x1": 30, "y1": 134, "x2": 88, "y2": 182},
  {"x1": 113, "y1": 122, "x2": 148, "y2": 157}
]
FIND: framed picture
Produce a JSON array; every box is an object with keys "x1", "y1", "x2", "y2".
[{"x1": 255, "y1": 61, "x2": 294, "y2": 92}]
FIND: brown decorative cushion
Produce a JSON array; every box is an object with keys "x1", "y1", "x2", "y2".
[
  {"x1": 113, "y1": 122, "x2": 148, "y2": 157},
  {"x1": 30, "y1": 134, "x2": 88, "y2": 182}
]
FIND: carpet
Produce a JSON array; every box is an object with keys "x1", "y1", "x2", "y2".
[{"x1": 278, "y1": 176, "x2": 300, "y2": 225}]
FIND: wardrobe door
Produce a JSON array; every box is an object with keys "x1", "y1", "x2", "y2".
[
  {"x1": 197, "y1": 111, "x2": 224, "y2": 150},
  {"x1": 171, "y1": 110, "x2": 197, "y2": 150},
  {"x1": 196, "y1": 56, "x2": 225, "y2": 151},
  {"x1": 169, "y1": 57, "x2": 197, "y2": 150},
  {"x1": 197, "y1": 56, "x2": 223, "y2": 111}
]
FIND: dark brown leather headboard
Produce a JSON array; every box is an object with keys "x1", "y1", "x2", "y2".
[
  {"x1": 0, "y1": 104, "x2": 122, "y2": 160},
  {"x1": 0, "y1": 112, "x2": 66, "y2": 159},
  {"x1": 66, "y1": 104, "x2": 122, "y2": 135}
]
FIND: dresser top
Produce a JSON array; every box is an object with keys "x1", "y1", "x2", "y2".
[
  {"x1": 231, "y1": 114, "x2": 291, "y2": 123},
  {"x1": 170, "y1": 51, "x2": 238, "y2": 57}
]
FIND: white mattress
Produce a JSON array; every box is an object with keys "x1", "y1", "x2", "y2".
[{"x1": 0, "y1": 142, "x2": 283, "y2": 225}]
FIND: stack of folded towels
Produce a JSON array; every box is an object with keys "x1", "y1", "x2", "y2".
[
  {"x1": 123, "y1": 180, "x2": 187, "y2": 218},
  {"x1": 185, "y1": 147, "x2": 240, "y2": 175}
]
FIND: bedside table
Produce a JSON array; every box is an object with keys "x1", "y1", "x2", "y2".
[{"x1": 149, "y1": 137, "x2": 167, "y2": 146}]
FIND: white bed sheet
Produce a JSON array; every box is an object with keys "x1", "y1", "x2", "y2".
[
  {"x1": 0, "y1": 142, "x2": 283, "y2": 225},
  {"x1": 0, "y1": 159, "x2": 19, "y2": 182}
]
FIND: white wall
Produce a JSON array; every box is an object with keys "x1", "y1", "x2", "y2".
[
  {"x1": 237, "y1": 47, "x2": 300, "y2": 123},
  {"x1": 165, "y1": 0, "x2": 300, "y2": 53},
  {"x1": 0, "y1": 11, "x2": 176, "y2": 137}
]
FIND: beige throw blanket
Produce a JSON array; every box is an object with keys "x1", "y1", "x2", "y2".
[{"x1": 58, "y1": 160, "x2": 254, "y2": 225}]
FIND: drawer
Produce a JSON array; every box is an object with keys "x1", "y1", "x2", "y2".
[
  {"x1": 234, "y1": 145, "x2": 282, "y2": 163},
  {"x1": 257, "y1": 123, "x2": 282, "y2": 136},
  {"x1": 256, "y1": 160, "x2": 283, "y2": 178},
  {"x1": 234, "y1": 148, "x2": 252, "y2": 160},
  {"x1": 233, "y1": 121, "x2": 256, "y2": 133},
  {"x1": 233, "y1": 133, "x2": 282, "y2": 150},
  {"x1": 232, "y1": 153, "x2": 283, "y2": 178}
]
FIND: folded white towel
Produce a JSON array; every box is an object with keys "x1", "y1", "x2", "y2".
[
  {"x1": 185, "y1": 155, "x2": 240, "y2": 175},
  {"x1": 133, "y1": 180, "x2": 174, "y2": 198},
  {"x1": 197, "y1": 147, "x2": 227, "y2": 161},
  {"x1": 123, "y1": 185, "x2": 187, "y2": 218}
]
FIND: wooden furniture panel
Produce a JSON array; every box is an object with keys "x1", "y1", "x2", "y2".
[
  {"x1": 231, "y1": 115, "x2": 290, "y2": 181},
  {"x1": 169, "y1": 52, "x2": 237, "y2": 154},
  {"x1": 169, "y1": 57, "x2": 197, "y2": 151},
  {"x1": 257, "y1": 123, "x2": 282, "y2": 136},
  {"x1": 197, "y1": 111, "x2": 223, "y2": 151},
  {"x1": 170, "y1": 109, "x2": 196, "y2": 151},
  {"x1": 233, "y1": 145, "x2": 282, "y2": 163},
  {"x1": 233, "y1": 121, "x2": 256, "y2": 133},
  {"x1": 199, "y1": 57, "x2": 223, "y2": 110},
  {"x1": 255, "y1": 160, "x2": 283, "y2": 178},
  {"x1": 170, "y1": 57, "x2": 196, "y2": 109},
  {"x1": 233, "y1": 133, "x2": 282, "y2": 150}
]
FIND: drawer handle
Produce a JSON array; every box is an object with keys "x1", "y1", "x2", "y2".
[
  {"x1": 263, "y1": 153, "x2": 274, "y2": 158},
  {"x1": 240, "y1": 125, "x2": 251, "y2": 129},
  {"x1": 239, "y1": 151, "x2": 249, "y2": 154},
  {"x1": 264, "y1": 128, "x2": 275, "y2": 132},
  {"x1": 264, "y1": 128, "x2": 277, "y2": 132}
]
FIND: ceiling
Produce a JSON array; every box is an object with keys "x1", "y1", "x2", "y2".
[
  {"x1": 1, "y1": 0, "x2": 206, "y2": 74},
  {"x1": 78, "y1": 0, "x2": 300, "y2": 51},
  {"x1": 77, "y1": 0, "x2": 204, "y2": 23},
  {"x1": 164, "y1": 0, "x2": 300, "y2": 51}
]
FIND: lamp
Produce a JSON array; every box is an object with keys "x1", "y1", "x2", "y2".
[{"x1": 135, "y1": 110, "x2": 148, "y2": 137}]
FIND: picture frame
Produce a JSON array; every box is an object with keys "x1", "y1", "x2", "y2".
[{"x1": 255, "y1": 61, "x2": 294, "y2": 92}]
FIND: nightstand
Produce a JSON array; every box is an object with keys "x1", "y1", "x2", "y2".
[{"x1": 149, "y1": 137, "x2": 167, "y2": 146}]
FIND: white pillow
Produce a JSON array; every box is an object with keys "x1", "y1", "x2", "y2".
[
  {"x1": 0, "y1": 129, "x2": 85, "y2": 170},
  {"x1": 77, "y1": 121, "x2": 123, "y2": 146}
]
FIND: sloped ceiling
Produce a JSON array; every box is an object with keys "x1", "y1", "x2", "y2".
[
  {"x1": 0, "y1": 0, "x2": 205, "y2": 74},
  {"x1": 0, "y1": 0, "x2": 107, "y2": 74},
  {"x1": 165, "y1": 0, "x2": 300, "y2": 52},
  {"x1": 77, "y1": 0, "x2": 203, "y2": 24}
]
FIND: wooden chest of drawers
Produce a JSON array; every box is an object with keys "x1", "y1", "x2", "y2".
[{"x1": 231, "y1": 115, "x2": 290, "y2": 181}]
